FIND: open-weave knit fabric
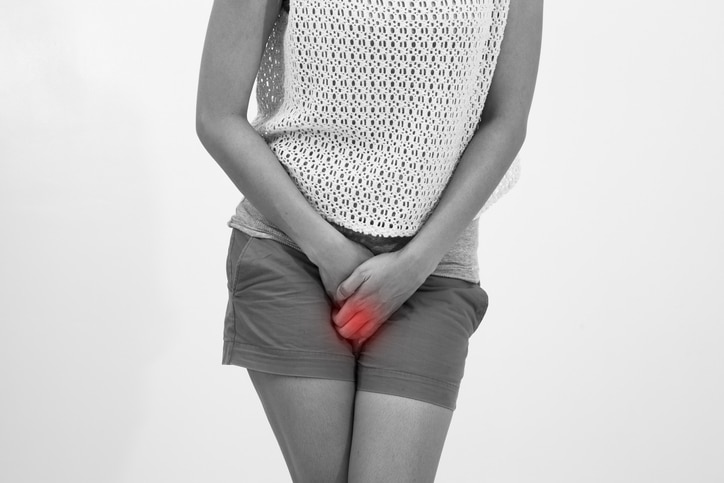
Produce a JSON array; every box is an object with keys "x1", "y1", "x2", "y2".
[{"x1": 250, "y1": 0, "x2": 521, "y2": 238}]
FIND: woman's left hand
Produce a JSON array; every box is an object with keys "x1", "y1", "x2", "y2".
[{"x1": 331, "y1": 250, "x2": 433, "y2": 349}]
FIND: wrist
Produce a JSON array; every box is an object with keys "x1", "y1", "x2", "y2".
[
  {"x1": 399, "y1": 241, "x2": 440, "y2": 281},
  {"x1": 299, "y1": 225, "x2": 347, "y2": 267}
]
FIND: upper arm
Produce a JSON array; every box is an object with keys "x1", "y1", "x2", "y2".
[
  {"x1": 195, "y1": 0, "x2": 283, "y2": 130},
  {"x1": 480, "y1": 0, "x2": 544, "y2": 132}
]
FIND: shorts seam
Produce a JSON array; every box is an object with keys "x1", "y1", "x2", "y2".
[
  {"x1": 354, "y1": 387, "x2": 456, "y2": 412},
  {"x1": 231, "y1": 232, "x2": 256, "y2": 292},
  {"x1": 229, "y1": 232, "x2": 256, "y2": 351},
  {"x1": 358, "y1": 364, "x2": 460, "y2": 389},
  {"x1": 223, "y1": 340, "x2": 356, "y2": 381},
  {"x1": 225, "y1": 340, "x2": 356, "y2": 362}
]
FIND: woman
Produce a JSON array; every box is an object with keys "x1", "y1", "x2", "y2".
[{"x1": 196, "y1": 0, "x2": 542, "y2": 480}]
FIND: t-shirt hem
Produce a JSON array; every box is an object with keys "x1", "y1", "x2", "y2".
[{"x1": 226, "y1": 218, "x2": 481, "y2": 284}]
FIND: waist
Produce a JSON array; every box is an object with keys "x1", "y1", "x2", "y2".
[{"x1": 327, "y1": 220, "x2": 414, "y2": 254}]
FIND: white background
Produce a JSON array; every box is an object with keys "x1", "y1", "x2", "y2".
[{"x1": 2, "y1": 1, "x2": 723, "y2": 482}]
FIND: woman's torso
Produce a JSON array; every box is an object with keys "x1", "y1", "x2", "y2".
[{"x1": 228, "y1": 0, "x2": 520, "y2": 282}]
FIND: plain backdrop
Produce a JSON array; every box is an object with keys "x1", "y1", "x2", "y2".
[{"x1": 2, "y1": 1, "x2": 723, "y2": 482}]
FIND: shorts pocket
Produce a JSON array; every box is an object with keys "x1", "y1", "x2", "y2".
[
  {"x1": 471, "y1": 284, "x2": 490, "y2": 333},
  {"x1": 226, "y1": 229, "x2": 255, "y2": 292}
]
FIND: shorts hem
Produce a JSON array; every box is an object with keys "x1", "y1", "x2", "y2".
[
  {"x1": 222, "y1": 340, "x2": 356, "y2": 382},
  {"x1": 356, "y1": 365, "x2": 460, "y2": 411}
]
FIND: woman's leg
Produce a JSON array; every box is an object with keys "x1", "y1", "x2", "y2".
[
  {"x1": 344, "y1": 274, "x2": 487, "y2": 481},
  {"x1": 347, "y1": 390, "x2": 453, "y2": 483},
  {"x1": 247, "y1": 369, "x2": 356, "y2": 483}
]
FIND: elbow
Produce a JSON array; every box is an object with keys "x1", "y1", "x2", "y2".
[
  {"x1": 195, "y1": 110, "x2": 228, "y2": 149},
  {"x1": 195, "y1": 108, "x2": 216, "y2": 146},
  {"x1": 503, "y1": 115, "x2": 528, "y2": 146},
  {"x1": 195, "y1": 109, "x2": 255, "y2": 158},
  {"x1": 195, "y1": 116, "x2": 207, "y2": 145},
  {"x1": 516, "y1": 122, "x2": 528, "y2": 147},
  {"x1": 479, "y1": 106, "x2": 527, "y2": 147},
  {"x1": 195, "y1": 107, "x2": 209, "y2": 145},
  {"x1": 196, "y1": 105, "x2": 250, "y2": 142},
  {"x1": 483, "y1": 115, "x2": 528, "y2": 149},
  {"x1": 503, "y1": 116, "x2": 528, "y2": 149}
]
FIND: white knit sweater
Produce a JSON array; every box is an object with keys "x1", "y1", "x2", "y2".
[{"x1": 246, "y1": 0, "x2": 521, "y2": 238}]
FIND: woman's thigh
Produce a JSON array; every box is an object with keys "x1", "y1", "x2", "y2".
[
  {"x1": 348, "y1": 390, "x2": 454, "y2": 483},
  {"x1": 247, "y1": 369, "x2": 355, "y2": 483}
]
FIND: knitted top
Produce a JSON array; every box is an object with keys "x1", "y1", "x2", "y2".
[{"x1": 228, "y1": 0, "x2": 522, "y2": 283}]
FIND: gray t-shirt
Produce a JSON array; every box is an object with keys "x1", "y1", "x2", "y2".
[{"x1": 227, "y1": 198, "x2": 481, "y2": 284}]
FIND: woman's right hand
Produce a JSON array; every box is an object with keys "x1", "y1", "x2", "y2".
[{"x1": 313, "y1": 237, "x2": 375, "y2": 308}]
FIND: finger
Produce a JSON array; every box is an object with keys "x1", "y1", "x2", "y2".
[
  {"x1": 353, "y1": 319, "x2": 382, "y2": 343},
  {"x1": 355, "y1": 336, "x2": 370, "y2": 350},
  {"x1": 352, "y1": 336, "x2": 369, "y2": 353},
  {"x1": 343, "y1": 320, "x2": 381, "y2": 350},
  {"x1": 332, "y1": 296, "x2": 363, "y2": 328},
  {"x1": 333, "y1": 293, "x2": 380, "y2": 329},
  {"x1": 336, "y1": 310, "x2": 371, "y2": 339},
  {"x1": 336, "y1": 269, "x2": 366, "y2": 303},
  {"x1": 352, "y1": 339, "x2": 361, "y2": 353}
]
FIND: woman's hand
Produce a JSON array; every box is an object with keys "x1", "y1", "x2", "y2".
[
  {"x1": 331, "y1": 250, "x2": 434, "y2": 350},
  {"x1": 313, "y1": 237, "x2": 376, "y2": 307}
]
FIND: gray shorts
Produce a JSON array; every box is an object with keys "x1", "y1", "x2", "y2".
[{"x1": 222, "y1": 227, "x2": 489, "y2": 410}]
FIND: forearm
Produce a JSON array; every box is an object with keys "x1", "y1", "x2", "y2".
[
  {"x1": 400, "y1": 118, "x2": 525, "y2": 273},
  {"x1": 197, "y1": 115, "x2": 346, "y2": 265}
]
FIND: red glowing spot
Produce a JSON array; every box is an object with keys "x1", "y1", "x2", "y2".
[{"x1": 338, "y1": 297, "x2": 378, "y2": 341}]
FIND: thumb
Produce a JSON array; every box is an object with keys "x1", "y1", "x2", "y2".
[{"x1": 336, "y1": 270, "x2": 365, "y2": 302}]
